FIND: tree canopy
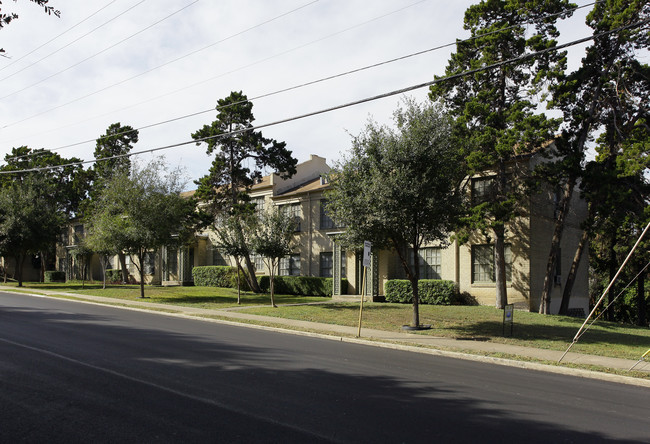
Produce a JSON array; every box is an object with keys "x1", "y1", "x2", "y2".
[
  {"x1": 192, "y1": 91, "x2": 297, "y2": 292},
  {"x1": 429, "y1": 0, "x2": 574, "y2": 309},
  {"x1": 251, "y1": 208, "x2": 296, "y2": 307},
  {"x1": 86, "y1": 159, "x2": 196, "y2": 298},
  {"x1": 326, "y1": 98, "x2": 464, "y2": 327}
]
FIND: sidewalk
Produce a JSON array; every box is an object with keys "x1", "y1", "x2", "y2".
[{"x1": 3, "y1": 287, "x2": 649, "y2": 385}]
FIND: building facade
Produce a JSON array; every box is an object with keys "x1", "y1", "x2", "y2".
[{"x1": 55, "y1": 153, "x2": 589, "y2": 314}]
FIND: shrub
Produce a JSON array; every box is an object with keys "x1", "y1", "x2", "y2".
[
  {"x1": 44, "y1": 271, "x2": 65, "y2": 283},
  {"x1": 257, "y1": 275, "x2": 345, "y2": 296},
  {"x1": 384, "y1": 279, "x2": 458, "y2": 305},
  {"x1": 104, "y1": 269, "x2": 123, "y2": 283},
  {"x1": 192, "y1": 266, "x2": 250, "y2": 290}
]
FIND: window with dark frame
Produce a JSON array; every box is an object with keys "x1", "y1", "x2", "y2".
[
  {"x1": 280, "y1": 254, "x2": 301, "y2": 276},
  {"x1": 471, "y1": 176, "x2": 495, "y2": 205},
  {"x1": 407, "y1": 247, "x2": 442, "y2": 279},
  {"x1": 472, "y1": 244, "x2": 512, "y2": 283},
  {"x1": 320, "y1": 252, "x2": 333, "y2": 277},
  {"x1": 280, "y1": 203, "x2": 302, "y2": 232}
]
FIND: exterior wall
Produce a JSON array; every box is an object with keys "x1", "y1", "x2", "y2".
[
  {"x1": 50, "y1": 152, "x2": 589, "y2": 313},
  {"x1": 528, "y1": 182, "x2": 589, "y2": 314}
]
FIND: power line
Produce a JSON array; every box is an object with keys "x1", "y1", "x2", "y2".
[
  {"x1": 4, "y1": 17, "x2": 645, "y2": 176},
  {"x1": 0, "y1": 0, "x2": 146, "y2": 84},
  {"x1": 0, "y1": 1, "x2": 118, "y2": 74},
  {"x1": 0, "y1": 1, "x2": 200, "y2": 100},
  {"x1": 3, "y1": 1, "x2": 599, "y2": 161},
  {"x1": 0, "y1": 0, "x2": 425, "y2": 131}
]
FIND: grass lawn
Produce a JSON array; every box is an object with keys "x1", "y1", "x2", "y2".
[
  {"x1": 0, "y1": 281, "x2": 327, "y2": 308},
  {"x1": 3, "y1": 281, "x2": 649, "y2": 363},
  {"x1": 241, "y1": 303, "x2": 650, "y2": 361}
]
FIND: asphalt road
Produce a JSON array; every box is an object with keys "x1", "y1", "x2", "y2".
[{"x1": 1, "y1": 291, "x2": 649, "y2": 443}]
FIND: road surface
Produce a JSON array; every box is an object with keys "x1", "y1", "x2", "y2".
[{"x1": 1, "y1": 291, "x2": 648, "y2": 443}]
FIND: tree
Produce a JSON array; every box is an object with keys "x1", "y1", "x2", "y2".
[
  {"x1": 540, "y1": 0, "x2": 649, "y2": 315},
  {"x1": 212, "y1": 214, "x2": 256, "y2": 305},
  {"x1": 69, "y1": 241, "x2": 93, "y2": 289},
  {"x1": 84, "y1": 224, "x2": 117, "y2": 290},
  {"x1": 251, "y1": 208, "x2": 296, "y2": 307},
  {"x1": 0, "y1": 176, "x2": 63, "y2": 286},
  {"x1": 0, "y1": 0, "x2": 60, "y2": 54},
  {"x1": 89, "y1": 123, "x2": 139, "y2": 282},
  {"x1": 326, "y1": 99, "x2": 464, "y2": 327},
  {"x1": 429, "y1": 0, "x2": 574, "y2": 309},
  {"x1": 0, "y1": 147, "x2": 88, "y2": 282},
  {"x1": 87, "y1": 159, "x2": 196, "y2": 298},
  {"x1": 192, "y1": 91, "x2": 298, "y2": 293}
]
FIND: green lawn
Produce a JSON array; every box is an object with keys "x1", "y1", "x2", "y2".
[
  {"x1": 1, "y1": 281, "x2": 327, "y2": 308},
  {"x1": 243, "y1": 303, "x2": 650, "y2": 361},
  {"x1": 4, "y1": 281, "x2": 649, "y2": 363}
]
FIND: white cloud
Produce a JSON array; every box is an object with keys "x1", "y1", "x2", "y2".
[{"x1": 0, "y1": 0, "x2": 593, "y2": 188}]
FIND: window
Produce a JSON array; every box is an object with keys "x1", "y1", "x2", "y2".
[
  {"x1": 167, "y1": 248, "x2": 178, "y2": 275},
  {"x1": 280, "y1": 254, "x2": 301, "y2": 276},
  {"x1": 408, "y1": 248, "x2": 441, "y2": 279},
  {"x1": 341, "y1": 249, "x2": 347, "y2": 279},
  {"x1": 144, "y1": 252, "x2": 155, "y2": 275},
  {"x1": 280, "y1": 203, "x2": 302, "y2": 231},
  {"x1": 471, "y1": 177, "x2": 495, "y2": 204},
  {"x1": 472, "y1": 244, "x2": 512, "y2": 283},
  {"x1": 212, "y1": 248, "x2": 228, "y2": 266},
  {"x1": 251, "y1": 253, "x2": 265, "y2": 272},
  {"x1": 320, "y1": 252, "x2": 333, "y2": 277},
  {"x1": 73, "y1": 224, "x2": 84, "y2": 244},
  {"x1": 252, "y1": 197, "x2": 265, "y2": 217},
  {"x1": 320, "y1": 200, "x2": 335, "y2": 229}
]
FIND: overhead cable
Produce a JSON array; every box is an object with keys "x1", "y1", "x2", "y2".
[
  {"x1": 0, "y1": 0, "x2": 146, "y2": 83},
  {"x1": 3, "y1": 16, "x2": 646, "y2": 175},
  {"x1": 0, "y1": 0, "x2": 427, "y2": 130},
  {"x1": 0, "y1": 1, "x2": 118, "y2": 74},
  {"x1": 0, "y1": 1, "x2": 200, "y2": 100},
  {"x1": 4, "y1": 1, "x2": 600, "y2": 161}
]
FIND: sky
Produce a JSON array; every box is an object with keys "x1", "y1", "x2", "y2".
[{"x1": 0, "y1": 0, "x2": 594, "y2": 189}]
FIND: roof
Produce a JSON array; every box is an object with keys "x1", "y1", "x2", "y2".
[{"x1": 274, "y1": 177, "x2": 330, "y2": 198}]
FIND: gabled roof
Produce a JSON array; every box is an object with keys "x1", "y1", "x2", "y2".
[{"x1": 274, "y1": 177, "x2": 329, "y2": 198}]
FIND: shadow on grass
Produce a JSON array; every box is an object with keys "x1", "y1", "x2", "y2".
[{"x1": 447, "y1": 320, "x2": 650, "y2": 347}]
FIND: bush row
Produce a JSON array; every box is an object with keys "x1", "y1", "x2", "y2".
[
  {"x1": 258, "y1": 275, "x2": 348, "y2": 297},
  {"x1": 384, "y1": 279, "x2": 458, "y2": 305},
  {"x1": 192, "y1": 266, "x2": 347, "y2": 296},
  {"x1": 192, "y1": 266, "x2": 250, "y2": 290},
  {"x1": 44, "y1": 271, "x2": 65, "y2": 282}
]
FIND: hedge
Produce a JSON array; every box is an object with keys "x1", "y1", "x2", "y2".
[
  {"x1": 104, "y1": 269, "x2": 123, "y2": 283},
  {"x1": 192, "y1": 266, "x2": 347, "y2": 296},
  {"x1": 192, "y1": 266, "x2": 250, "y2": 291},
  {"x1": 257, "y1": 276, "x2": 346, "y2": 297},
  {"x1": 384, "y1": 279, "x2": 457, "y2": 305},
  {"x1": 44, "y1": 271, "x2": 65, "y2": 283}
]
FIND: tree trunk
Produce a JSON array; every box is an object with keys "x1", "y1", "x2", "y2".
[
  {"x1": 242, "y1": 251, "x2": 261, "y2": 293},
  {"x1": 270, "y1": 260, "x2": 277, "y2": 308},
  {"x1": 119, "y1": 252, "x2": 128, "y2": 284},
  {"x1": 540, "y1": 180, "x2": 574, "y2": 314},
  {"x1": 411, "y1": 245, "x2": 421, "y2": 327},
  {"x1": 607, "y1": 235, "x2": 617, "y2": 322},
  {"x1": 559, "y1": 227, "x2": 588, "y2": 315},
  {"x1": 637, "y1": 264, "x2": 647, "y2": 327},
  {"x1": 137, "y1": 251, "x2": 145, "y2": 298},
  {"x1": 494, "y1": 225, "x2": 508, "y2": 309},
  {"x1": 100, "y1": 256, "x2": 108, "y2": 290},
  {"x1": 234, "y1": 257, "x2": 242, "y2": 305},
  {"x1": 40, "y1": 251, "x2": 46, "y2": 283},
  {"x1": 16, "y1": 254, "x2": 25, "y2": 287}
]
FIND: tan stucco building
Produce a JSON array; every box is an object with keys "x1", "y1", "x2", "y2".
[{"x1": 56, "y1": 153, "x2": 589, "y2": 315}]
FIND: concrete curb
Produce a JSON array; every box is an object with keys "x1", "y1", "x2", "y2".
[{"x1": 3, "y1": 288, "x2": 650, "y2": 387}]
